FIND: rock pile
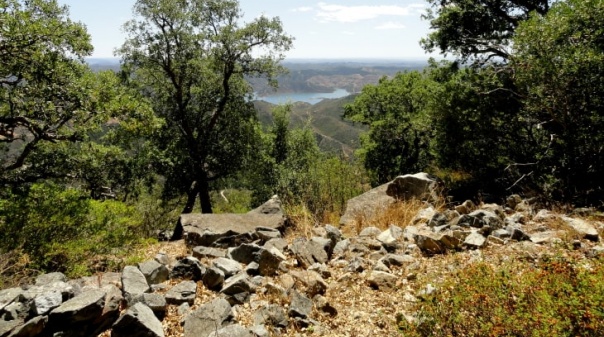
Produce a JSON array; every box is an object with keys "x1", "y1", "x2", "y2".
[{"x1": 2, "y1": 175, "x2": 603, "y2": 337}]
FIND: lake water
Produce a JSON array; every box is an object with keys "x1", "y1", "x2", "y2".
[{"x1": 255, "y1": 88, "x2": 350, "y2": 105}]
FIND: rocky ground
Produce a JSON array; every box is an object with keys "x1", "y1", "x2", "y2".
[{"x1": 1, "y1": 174, "x2": 603, "y2": 337}]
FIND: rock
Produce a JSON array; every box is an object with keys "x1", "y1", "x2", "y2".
[
  {"x1": 212, "y1": 258, "x2": 242, "y2": 278},
  {"x1": 122, "y1": 266, "x2": 150, "y2": 303},
  {"x1": 0, "y1": 320, "x2": 22, "y2": 337},
  {"x1": 530, "y1": 231, "x2": 560, "y2": 244},
  {"x1": 208, "y1": 324, "x2": 253, "y2": 337},
  {"x1": 562, "y1": 216, "x2": 599, "y2": 241},
  {"x1": 170, "y1": 257, "x2": 206, "y2": 281},
  {"x1": 35, "y1": 272, "x2": 67, "y2": 286},
  {"x1": 138, "y1": 259, "x2": 170, "y2": 285},
  {"x1": 192, "y1": 246, "x2": 226, "y2": 259},
  {"x1": 263, "y1": 238, "x2": 288, "y2": 252},
  {"x1": 6, "y1": 315, "x2": 47, "y2": 337},
  {"x1": 257, "y1": 247, "x2": 285, "y2": 276},
  {"x1": 49, "y1": 289, "x2": 106, "y2": 326},
  {"x1": 202, "y1": 267, "x2": 225, "y2": 291},
  {"x1": 184, "y1": 298, "x2": 232, "y2": 337},
  {"x1": 154, "y1": 252, "x2": 171, "y2": 265},
  {"x1": 288, "y1": 291, "x2": 312, "y2": 319},
  {"x1": 464, "y1": 232, "x2": 487, "y2": 249},
  {"x1": 112, "y1": 302, "x2": 164, "y2": 337},
  {"x1": 414, "y1": 234, "x2": 445, "y2": 255},
  {"x1": 412, "y1": 207, "x2": 436, "y2": 225},
  {"x1": 165, "y1": 281, "x2": 197, "y2": 306},
  {"x1": 249, "y1": 325, "x2": 269, "y2": 337},
  {"x1": 290, "y1": 238, "x2": 327, "y2": 268},
  {"x1": 439, "y1": 234, "x2": 463, "y2": 250},
  {"x1": 332, "y1": 239, "x2": 350, "y2": 256},
  {"x1": 506, "y1": 194, "x2": 523, "y2": 210},
  {"x1": 359, "y1": 226, "x2": 382, "y2": 238},
  {"x1": 290, "y1": 270, "x2": 327, "y2": 297},
  {"x1": 253, "y1": 304, "x2": 288, "y2": 328},
  {"x1": 377, "y1": 225, "x2": 403, "y2": 245},
  {"x1": 588, "y1": 246, "x2": 604, "y2": 258},
  {"x1": 428, "y1": 212, "x2": 448, "y2": 227},
  {"x1": 0, "y1": 288, "x2": 23, "y2": 312},
  {"x1": 32, "y1": 290, "x2": 62, "y2": 315},
  {"x1": 221, "y1": 274, "x2": 254, "y2": 305},
  {"x1": 533, "y1": 209, "x2": 558, "y2": 222},
  {"x1": 379, "y1": 254, "x2": 414, "y2": 268},
  {"x1": 132, "y1": 293, "x2": 167, "y2": 320},
  {"x1": 510, "y1": 228, "x2": 530, "y2": 241},
  {"x1": 314, "y1": 295, "x2": 337, "y2": 317},
  {"x1": 339, "y1": 183, "x2": 396, "y2": 226},
  {"x1": 487, "y1": 236, "x2": 505, "y2": 245},
  {"x1": 386, "y1": 173, "x2": 438, "y2": 201},
  {"x1": 455, "y1": 200, "x2": 476, "y2": 215},
  {"x1": 492, "y1": 228, "x2": 511, "y2": 239},
  {"x1": 1, "y1": 302, "x2": 27, "y2": 321},
  {"x1": 255, "y1": 227, "x2": 282, "y2": 241},
  {"x1": 173, "y1": 196, "x2": 286, "y2": 244},
  {"x1": 308, "y1": 263, "x2": 332, "y2": 279},
  {"x1": 324, "y1": 225, "x2": 343, "y2": 243},
  {"x1": 228, "y1": 244, "x2": 263, "y2": 264},
  {"x1": 367, "y1": 271, "x2": 398, "y2": 290}
]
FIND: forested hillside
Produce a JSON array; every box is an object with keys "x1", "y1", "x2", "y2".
[{"x1": 2, "y1": 1, "x2": 604, "y2": 335}]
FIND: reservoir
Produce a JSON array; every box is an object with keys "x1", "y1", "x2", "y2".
[{"x1": 254, "y1": 88, "x2": 350, "y2": 105}]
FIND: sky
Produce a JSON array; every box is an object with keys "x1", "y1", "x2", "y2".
[{"x1": 57, "y1": 0, "x2": 436, "y2": 60}]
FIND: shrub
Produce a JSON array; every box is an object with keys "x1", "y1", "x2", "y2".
[{"x1": 401, "y1": 256, "x2": 604, "y2": 336}]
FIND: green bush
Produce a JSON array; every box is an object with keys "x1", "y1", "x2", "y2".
[
  {"x1": 401, "y1": 256, "x2": 604, "y2": 336},
  {"x1": 0, "y1": 182, "x2": 153, "y2": 278}
]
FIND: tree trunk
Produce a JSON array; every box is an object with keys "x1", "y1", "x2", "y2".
[
  {"x1": 198, "y1": 174, "x2": 213, "y2": 214},
  {"x1": 182, "y1": 182, "x2": 199, "y2": 214}
]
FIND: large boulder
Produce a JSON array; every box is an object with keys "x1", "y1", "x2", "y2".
[
  {"x1": 184, "y1": 298, "x2": 233, "y2": 337},
  {"x1": 112, "y1": 302, "x2": 164, "y2": 337},
  {"x1": 172, "y1": 196, "x2": 287, "y2": 246},
  {"x1": 340, "y1": 173, "x2": 438, "y2": 226}
]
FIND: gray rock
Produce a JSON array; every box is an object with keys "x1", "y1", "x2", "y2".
[
  {"x1": 112, "y1": 302, "x2": 164, "y2": 337},
  {"x1": 510, "y1": 228, "x2": 530, "y2": 241},
  {"x1": 0, "y1": 288, "x2": 23, "y2": 312},
  {"x1": 340, "y1": 184, "x2": 396, "y2": 226},
  {"x1": 464, "y1": 232, "x2": 487, "y2": 249},
  {"x1": 221, "y1": 274, "x2": 254, "y2": 305},
  {"x1": 376, "y1": 225, "x2": 403, "y2": 244},
  {"x1": 212, "y1": 258, "x2": 242, "y2": 278},
  {"x1": 309, "y1": 263, "x2": 332, "y2": 279},
  {"x1": 6, "y1": 315, "x2": 47, "y2": 337},
  {"x1": 32, "y1": 290, "x2": 62, "y2": 315},
  {"x1": 530, "y1": 231, "x2": 560, "y2": 244},
  {"x1": 138, "y1": 259, "x2": 170, "y2": 285},
  {"x1": 170, "y1": 257, "x2": 206, "y2": 281},
  {"x1": 228, "y1": 244, "x2": 262, "y2": 264},
  {"x1": 332, "y1": 239, "x2": 350, "y2": 256},
  {"x1": 165, "y1": 280, "x2": 197, "y2": 306},
  {"x1": 202, "y1": 267, "x2": 225, "y2": 291},
  {"x1": 492, "y1": 228, "x2": 511, "y2": 239},
  {"x1": 245, "y1": 262, "x2": 260, "y2": 276},
  {"x1": 132, "y1": 293, "x2": 167, "y2": 320},
  {"x1": 439, "y1": 234, "x2": 463, "y2": 250},
  {"x1": 288, "y1": 291, "x2": 312, "y2": 319},
  {"x1": 367, "y1": 271, "x2": 397, "y2": 290},
  {"x1": 255, "y1": 227, "x2": 282, "y2": 241},
  {"x1": 0, "y1": 320, "x2": 23, "y2": 337},
  {"x1": 49, "y1": 289, "x2": 106, "y2": 325},
  {"x1": 414, "y1": 234, "x2": 445, "y2": 255},
  {"x1": 263, "y1": 238, "x2": 288, "y2": 252},
  {"x1": 184, "y1": 298, "x2": 232, "y2": 337},
  {"x1": 35, "y1": 272, "x2": 67, "y2": 286},
  {"x1": 290, "y1": 238, "x2": 327, "y2": 268},
  {"x1": 253, "y1": 304, "x2": 288, "y2": 328},
  {"x1": 379, "y1": 254, "x2": 414, "y2": 268},
  {"x1": 208, "y1": 324, "x2": 253, "y2": 337},
  {"x1": 192, "y1": 246, "x2": 227, "y2": 259},
  {"x1": 154, "y1": 252, "x2": 171, "y2": 265},
  {"x1": 457, "y1": 214, "x2": 485, "y2": 228},
  {"x1": 533, "y1": 209, "x2": 558, "y2": 222},
  {"x1": 249, "y1": 325, "x2": 269, "y2": 337},
  {"x1": 290, "y1": 270, "x2": 327, "y2": 297},
  {"x1": 563, "y1": 216, "x2": 599, "y2": 241},
  {"x1": 173, "y1": 196, "x2": 285, "y2": 244},
  {"x1": 359, "y1": 226, "x2": 382, "y2": 238},
  {"x1": 257, "y1": 247, "x2": 285, "y2": 277},
  {"x1": 314, "y1": 295, "x2": 338, "y2": 317},
  {"x1": 324, "y1": 225, "x2": 343, "y2": 243},
  {"x1": 122, "y1": 266, "x2": 150, "y2": 303},
  {"x1": 386, "y1": 172, "x2": 438, "y2": 201},
  {"x1": 1, "y1": 301, "x2": 27, "y2": 321},
  {"x1": 428, "y1": 212, "x2": 448, "y2": 227}
]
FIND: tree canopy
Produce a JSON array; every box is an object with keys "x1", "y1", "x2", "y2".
[{"x1": 118, "y1": 0, "x2": 293, "y2": 213}]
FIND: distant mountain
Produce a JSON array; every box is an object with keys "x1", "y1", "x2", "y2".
[{"x1": 254, "y1": 95, "x2": 366, "y2": 155}]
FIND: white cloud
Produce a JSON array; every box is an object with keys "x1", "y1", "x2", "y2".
[
  {"x1": 341, "y1": 30, "x2": 355, "y2": 35},
  {"x1": 316, "y1": 2, "x2": 425, "y2": 23},
  {"x1": 292, "y1": 6, "x2": 313, "y2": 12},
  {"x1": 375, "y1": 22, "x2": 406, "y2": 30}
]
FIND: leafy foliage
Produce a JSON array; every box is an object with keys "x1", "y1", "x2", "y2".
[{"x1": 118, "y1": 0, "x2": 293, "y2": 213}]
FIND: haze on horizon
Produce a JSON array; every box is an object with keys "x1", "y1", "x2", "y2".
[{"x1": 57, "y1": 0, "x2": 438, "y2": 61}]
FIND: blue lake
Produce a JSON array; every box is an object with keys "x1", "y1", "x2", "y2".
[{"x1": 255, "y1": 88, "x2": 350, "y2": 105}]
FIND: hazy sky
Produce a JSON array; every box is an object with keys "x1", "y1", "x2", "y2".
[{"x1": 57, "y1": 0, "x2": 436, "y2": 60}]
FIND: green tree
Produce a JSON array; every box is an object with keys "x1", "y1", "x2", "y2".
[
  {"x1": 421, "y1": 0, "x2": 550, "y2": 63},
  {"x1": 0, "y1": 0, "x2": 155, "y2": 190},
  {"x1": 512, "y1": 0, "x2": 604, "y2": 203},
  {"x1": 118, "y1": 0, "x2": 293, "y2": 214},
  {"x1": 344, "y1": 71, "x2": 434, "y2": 185}
]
